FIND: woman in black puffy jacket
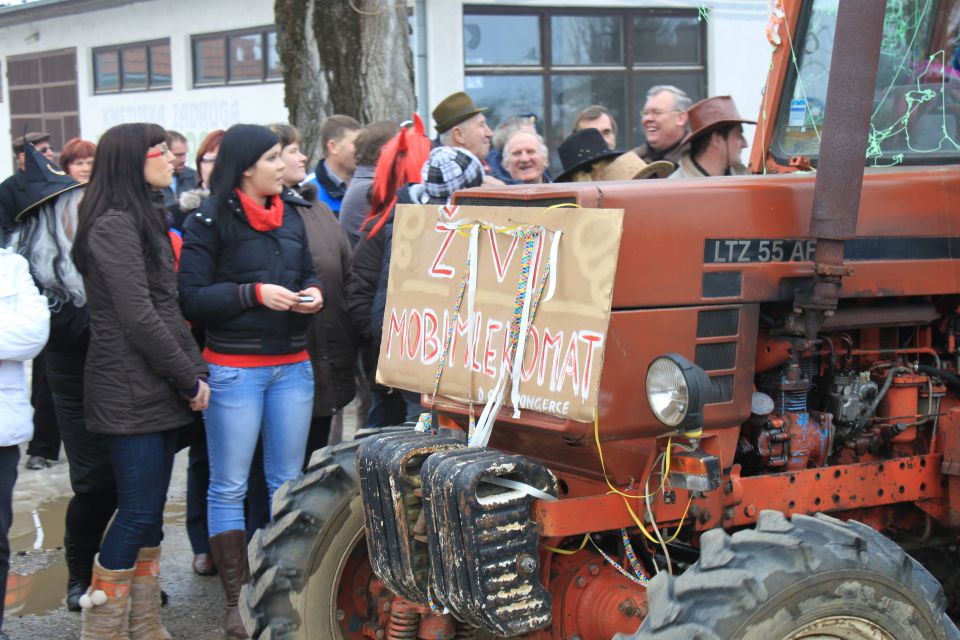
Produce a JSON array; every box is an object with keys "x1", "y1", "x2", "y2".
[{"x1": 177, "y1": 124, "x2": 323, "y2": 640}]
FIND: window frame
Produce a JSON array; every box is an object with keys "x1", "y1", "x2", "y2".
[
  {"x1": 463, "y1": 5, "x2": 708, "y2": 156},
  {"x1": 191, "y1": 26, "x2": 281, "y2": 88},
  {"x1": 92, "y1": 38, "x2": 171, "y2": 94}
]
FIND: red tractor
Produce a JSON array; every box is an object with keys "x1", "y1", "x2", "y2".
[{"x1": 240, "y1": 1, "x2": 960, "y2": 638}]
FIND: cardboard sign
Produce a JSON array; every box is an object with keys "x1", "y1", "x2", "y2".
[{"x1": 376, "y1": 204, "x2": 624, "y2": 423}]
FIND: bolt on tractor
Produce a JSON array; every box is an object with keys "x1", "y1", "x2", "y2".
[{"x1": 240, "y1": 1, "x2": 960, "y2": 638}]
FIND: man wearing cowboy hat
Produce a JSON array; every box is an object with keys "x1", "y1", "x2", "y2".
[
  {"x1": 432, "y1": 91, "x2": 504, "y2": 185},
  {"x1": 671, "y1": 96, "x2": 755, "y2": 178}
]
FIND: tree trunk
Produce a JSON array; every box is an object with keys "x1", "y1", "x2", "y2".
[
  {"x1": 276, "y1": 0, "x2": 416, "y2": 162},
  {"x1": 275, "y1": 0, "x2": 329, "y2": 166}
]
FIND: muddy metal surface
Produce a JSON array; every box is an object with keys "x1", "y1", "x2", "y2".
[{"x1": 3, "y1": 406, "x2": 360, "y2": 639}]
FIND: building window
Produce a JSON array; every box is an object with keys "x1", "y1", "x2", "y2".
[
  {"x1": 192, "y1": 27, "x2": 281, "y2": 87},
  {"x1": 464, "y1": 7, "x2": 707, "y2": 161},
  {"x1": 93, "y1": 40, "x2": 171, "y2": 93}
]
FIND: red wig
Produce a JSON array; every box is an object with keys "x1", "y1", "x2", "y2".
[
  {"x1": 60, "y1": 138, "x2": 96, "y2": 170},
  {"x1": 362, "y1": 114, "x2": 431, "y2": 239}
]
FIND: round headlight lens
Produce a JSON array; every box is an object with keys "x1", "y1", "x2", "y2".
[{"x1": 646, "y1": 357, "x2": 690, "y2": 427}]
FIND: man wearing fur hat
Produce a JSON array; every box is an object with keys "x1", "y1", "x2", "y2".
[{"x1": 671, "y1": 96, "x2": 755, "y2": 178}]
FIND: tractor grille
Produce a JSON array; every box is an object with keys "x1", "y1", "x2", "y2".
[
  {"x1": 695, "y1": 343, "x2": 737, "y2": 371},
  {"x1": 697, "y1": 308, "x2": 740, "y2": 338},
  {"x1": 710, "y1": 375, "x2": 735, "y2": 403}
]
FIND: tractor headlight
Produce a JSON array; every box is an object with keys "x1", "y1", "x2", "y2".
[{"x1": 646, "y1": 354, "x2": 715, "y2": 432}]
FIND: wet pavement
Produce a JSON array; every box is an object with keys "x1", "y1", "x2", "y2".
[
  {"x1": 2, "y1": 404, "x2": 360, "y2": 639},
  {"x1": 4, "y1": 444, "x2": 226, "y2": 640}
]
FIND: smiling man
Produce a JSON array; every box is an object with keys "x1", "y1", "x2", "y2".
[
  {"x1": 634, "y1": 85, "x2": 692, "y2": 166},
  {"x1": 502, "y1": 130, "x2": 550, "y2": 184}
]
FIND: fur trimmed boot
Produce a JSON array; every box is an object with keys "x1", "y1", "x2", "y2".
[
  {"x1": 129, "y1": 547, "x2": 172, "y2": 640},
  {"x1": 209, "y1": 531, "x2": 250, "y2": 639},
  {"x1": 79, "y1": 556, "x2": 135, "y2": 640}
]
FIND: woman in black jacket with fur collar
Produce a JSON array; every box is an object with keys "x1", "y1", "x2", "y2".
[{"x1": 177, "y1": 124, "x2": 323, "y2": 640}]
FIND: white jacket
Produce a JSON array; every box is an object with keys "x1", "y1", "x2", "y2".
[{"x1": 0, "y1": 249, "x2": 50, "y2": 447}]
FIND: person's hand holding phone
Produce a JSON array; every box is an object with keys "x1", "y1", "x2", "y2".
[
  {"x1": 292, "y1": 287, "x2": 323, "y2": 314},
  {"x1": 188, "y1": 379, "x2": 210, "y2": 411},
  {"x1": 259, "y1": 284, "x2": 301, "y2": 311}
]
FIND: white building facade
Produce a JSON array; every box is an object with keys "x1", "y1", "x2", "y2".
[{"x1": 0, "y1": 0, "x2": 773, "y2": 175}]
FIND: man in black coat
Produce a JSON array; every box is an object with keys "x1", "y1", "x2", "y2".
[
  {"x1": 160, "y1": 130, "x2": 201, "y2": 208},
  {"x1": 0, "y1": 132, "x2": 56, "y2": 246}
]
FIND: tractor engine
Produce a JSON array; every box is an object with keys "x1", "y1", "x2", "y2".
[{"x1": 738, "y1": 320, "x2": 947, "y2": 474}]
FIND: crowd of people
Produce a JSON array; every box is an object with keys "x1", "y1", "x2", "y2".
[{"x1": 0, "y1": 85, "x2": 754, "y2": 640}]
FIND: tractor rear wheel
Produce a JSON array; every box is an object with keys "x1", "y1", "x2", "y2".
[
  {"x1": 625, "y1": 511, "x2": 960, "y2": 640},
  {"x1": 239, "y1": 427, "x2": 400, "y2": 640}
]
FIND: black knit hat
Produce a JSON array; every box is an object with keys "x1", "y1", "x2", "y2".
[
  {"x1": 221, "y1": 124, "x2": 280, "y2": 172},
  {"x1": 210, "y1": 124, "x2": 280, "y2": 207}
]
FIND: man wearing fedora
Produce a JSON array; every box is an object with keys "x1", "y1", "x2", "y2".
[
  {"x1": 432, "y1": 91, "x2": 503, "y2": 185},
  {"x1": 671, "y1": 95, "x2": 755, "y2": 179}
]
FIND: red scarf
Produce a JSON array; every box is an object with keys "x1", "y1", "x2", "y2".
[{"x1": 235, "y1": 188, "x2": 283, "y2": 231}]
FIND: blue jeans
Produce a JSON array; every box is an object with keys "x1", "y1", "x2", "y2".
[
  {"x1": 204, "y1": 361, "x2": 313, "y2": 536},
  {"x1": 99, "y1": 430, "x2": 179, "y2": 570},
  {"x1": 0, "y1": 445, "x2": 18, "y2": 630}
]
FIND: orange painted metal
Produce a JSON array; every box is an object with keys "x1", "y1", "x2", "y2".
[
  {"x1": 548, "y1": 552, "x2": 648, "y2": 640},
  {"x1": 755, "y1": 334, "x2": 799, "y2": 373},
  {"x1": 749, "y1": 0, "x2": 804, "y2": 174},
  {"x1": 878, "y1": 373, "x2": 927, "y2": 443},
  {"x1": 533, "y1": 455, "x2": 942, "y2": 538}
]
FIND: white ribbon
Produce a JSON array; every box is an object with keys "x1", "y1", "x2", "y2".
[
  {"x1": 466, "y1": 224, "x2": 479, "y2": 367},
  {"x1": 544, "y1": 229, "x2": 562, "y2": 303},
  {"x1": 481, "y1": 476, "x2": 557, "y2": 502}
]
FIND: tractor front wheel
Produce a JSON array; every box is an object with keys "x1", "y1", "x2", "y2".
[
  {"x1": 239, "y1": 429, "x2": 396, "y2": 640},
  {"x1": 625, "y1": 511, "x2": 960, "y2": 640}
]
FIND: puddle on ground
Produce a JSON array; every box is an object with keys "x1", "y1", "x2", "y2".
[{"x1": 5, "y1": 495, "x2": 187, "y2": 616}]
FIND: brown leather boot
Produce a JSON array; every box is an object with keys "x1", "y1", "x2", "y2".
[
  {"x1": 209, "y1": 531, "x2": 250, "y2": 639},
  {"x1": 79, "y1": 556, "x2": 135, "y2": 640},
  {"x1": 128, "y1": 547, "x2": 172, "y2": 640}
]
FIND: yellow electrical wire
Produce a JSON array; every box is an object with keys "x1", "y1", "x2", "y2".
[
  {"x1": 594, "y1": 414, "x2": 672, "y2": 500},
  {"x1": 593, "y1": 412, "x2": 692, "y2": 544},
  {"x1": 541, "y1": 533, "x2": 590, "y2": 555},
  {"x1": 622, "y1": 493, "x2": 693, "y2": 545}
]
